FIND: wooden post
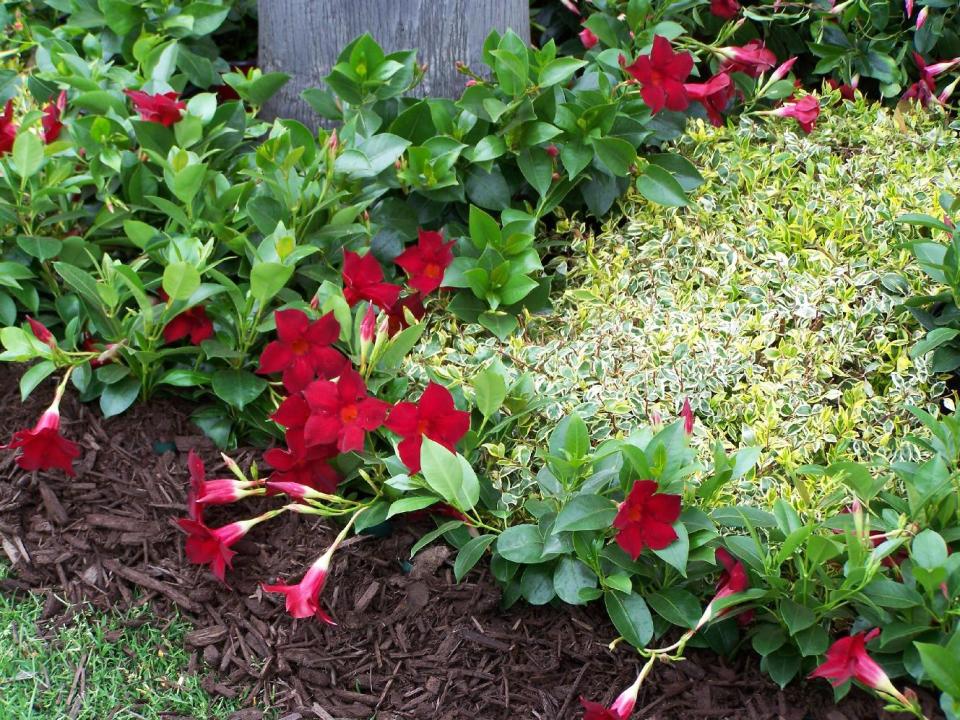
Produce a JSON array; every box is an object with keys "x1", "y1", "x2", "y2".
[{"x1": 258, "y1": 0, "x2": 530, "y2": 125}]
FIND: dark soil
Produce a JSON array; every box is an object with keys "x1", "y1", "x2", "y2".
[{"x1": 0, "y1": 366, "x2": 944, "y2": 720}]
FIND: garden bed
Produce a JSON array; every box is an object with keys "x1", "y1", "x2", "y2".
[{"x1": 0, "y1": 366, "x2": 940, "y2": 720}]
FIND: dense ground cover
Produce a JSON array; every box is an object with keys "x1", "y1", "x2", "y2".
[{"x1": 425, "y1": 102, "x2": 959, "y2": 503}]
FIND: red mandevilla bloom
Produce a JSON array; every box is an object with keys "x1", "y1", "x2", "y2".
[
  {"x1": 395, "y1": 229, "x2": 455, "y2": 294},
  {"x1": 163, "y1": 305, "x2": 214, "y2": 345},
  {"x1": 718, "y1": 41, "x2": 777, "y2": 78},
  {"x1": 263, "y1": 548, "x2": 337, "y2": 623},
  {"x1": 809, "y1": 629, "x2": 901, "y2": 696},
  {"x1": 177, "y1": 517, "x2": 261, "y2": 582},
  {"x1": 710, "y1": 0, "x2": 740, "y2": 19},
  {"x1": 2, "y1": 399, "x2": 80, "y2": 476},
  {"x1": 263, "y1": 428, "x2": 341, "y2": 494},
  {"x1": 257, "y1": 309, "x2": 346, "y2": 393},
  {"x1": 342, "y1": 250, "x2": 402, "y2": 310},
  {"x1": 696, "y1": 547, "x2": 750, "y2": 629},
  {"x1": 271, "y1": 392, "x2": 310, "y2": 431},
  {"x1": 580, "y1": 674, "x2": 642, "y2": 719},
  {"x1": 125, "y1": 90, "x2": 186, "y2": 127},
  {"x1": 774, "y1": 95, "x2": 821, "y2": 133},
  {"x1": 613, "y1": 480, "x2": 682, "y2": 560},
  {"x1": 683, "y1": 72, "x2": 733, "y2": 126},
  {"x1": 620, "y1": 35, "x2": 693, "y2": 114},
  {"x1": 385, "y1": 382, "x2": 471, "y2": 474},
  {"x1": 42, "y1": 90, "x2": 67, "y2": 144},
  {"x1": 302, "y1": 369, "x2": 390, "y2": 453},
  {"x1": 195, "y1": 478, "x2": 263, "y2": 505},
  {"x1": 827, "y1": 77, "x2": 858, "y2": 101},
  {"x1": 579, "y1": 27, "x2": 599, "y2": 50},
  {"x1": 385, "y1": 293, "x2": 426, "y2": 336},
  {"x1": 0, "y1": 100, "x2": 17, "y2": 155}
]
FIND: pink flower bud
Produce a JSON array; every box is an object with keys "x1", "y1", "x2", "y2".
[
  {"x1": 579, "y1": 27, "x2": 598, "y2": 50},
  {"x1": 465, "y1": 79, "x2": 478, "y2": 87},
  {"x1": 361, "y1": 304, "x2": 377, "y2": 343},
  {"x1": 681, "y1": 398, "x2": 695, "y2": 434},
  {"x1": 905, "y1": 0, "x2": 914, "y2": 17},
  {"x1": 27, "y1": 316, "x2": 56, "y2": 348},
  {"x1": 195, "y1": 478, "x2": 263, "y2": 505},
  {"x1": 545, "y1": 144, "x2": 559, "y2": 158},
  {"x1": 770, "y1": 56, "x2": 798, "y2": 83},
  {"x1": 916, "y1": 6, "x2": 928, "y2": 28}
]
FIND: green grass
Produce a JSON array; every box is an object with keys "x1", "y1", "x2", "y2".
[
  {"x1": 423, "y1": 100, "x2": 960, "y2": 507},
  {"x1": 0, "y1": 563, "x2": 242, "y2": 720}
]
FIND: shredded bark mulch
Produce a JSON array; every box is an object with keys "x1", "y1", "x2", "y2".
[{"x1": 0, "y1": 367, "x2": 943, "y2": 719}]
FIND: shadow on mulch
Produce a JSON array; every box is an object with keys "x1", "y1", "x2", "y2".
[{"x1": 0, "y1": 367, "x2": 944, "y2": 720}]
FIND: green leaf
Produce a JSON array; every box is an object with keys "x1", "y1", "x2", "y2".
[
  {"x1": 648, "y1": 153, "x2": 704, "y2": 192},
  {"x1": 100, "y1": 377, "x2": 140, "y2": 418},
  {"x1": 549, "y1": 413, "x2": 589, "y2": 460},
  {"x1": 495, "y1": 524, "x2": 544, "y2": 563},
  {"x1": 454, "y1": 534, "x2": 497, "y2": 582},
  {"x1": 553, "y1": 557, "x2": 597, "y2": 605},
  {"x1": 604, "y1": 590, "x2": 653, "y2": 648},
  {"x1": 419, "y1": 437, "x2": 480, "y2": 512},
  {"x1": 19, "y1": 361, "x2": 56, "y2": 401},
  {"x1": 762, "y1": 648, "x2": 802, "y2": 689},
  {"x1": 912, "y1": 529, "x2": 948, "y2": 570},
  {"x1": 780, "y1": 599, "x2": 816, "y2": 636},
  {"x1": 250, "y1": 262, "x2": 293, "y2": 303},
  {"x1": 751, "y1": 624, "x2": 788, "y2": 656},
  {"x1": 520, "y1": 564, "x2": 556, "y2": 605},
  {"x1": 915, "y1": 642, "x2": 960, "y2": 698},
  {"x1": 386, "y1": 495, "x2": 439, "y2": 519},
  {"x1": 636, "y1": 164, "x2": 688, "y2": 207},
  {"x1": 468, "y1": 205, "x2": 501, "y2": 250},
  {"x1": 211, "y1": 370, "x2": 267, "y2": 411},
  {"x1": 554, "y1": 495, "x2": 617, "y2": 532},
  {"x1": 12, "y1": 131, "x2": 44, "y2": 178},
  {"x1": 860, "y1": 578, "x2": 924, "y2": 609},
  {"x1": 162, "y1": 263, "x2": 201, "y2": 301},
  {"x1": 593, "y1": 137, "x2": 637, "y2": 177},
  {"x1": 647, "y1": 588, "x2": 701, "y2": 629},
  {"x1": 473, "y1": 366, "x2": 507, "y2": 419},
  {"x1": 409, "y1": 520, "x2": 464, "y2": 558},
  {"x1": 538, "y1": 57, "x2": 587, "y2": 87}
]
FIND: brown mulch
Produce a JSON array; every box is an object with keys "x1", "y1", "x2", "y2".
[{"x1": 0, "y1": 366, "x2": 944, "y2": 720}]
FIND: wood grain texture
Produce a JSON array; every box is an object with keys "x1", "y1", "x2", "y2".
[{"x1": 258, "y1": 0, "x2": 530, "y2": 125}]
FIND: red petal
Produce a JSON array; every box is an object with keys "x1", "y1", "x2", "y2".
[
  {"x1": 275, "y1": 308, "x2": 309, "y2": 343},
  {"x1": 258, "y1": 341, "x2": 293, "y2": 374}
]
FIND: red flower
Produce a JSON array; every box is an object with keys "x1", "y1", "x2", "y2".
[
  {"x1": 0, "y1": 100, "x2": 17, "y2": 155},
  {"x1": 684, "y1": 72, "x2": 733, "y2": 126},
  {"x1": 696, "y1": 547, "x2": 750, "y2": 629},
  {"x1": 809, "y1": 629, "x2": 899, "y2": 694},
  {"x1": 262, "y1": 549, "x2": 337, "y2": 623},
  {"x1": 718, "y1": 41, "x2": 777, "y2": 78},
  {"x1": 395, "y1": 230, "x2": 455, "y2": 295},
  {"x1": 710, "y1": 0, "x2": 740, "y2": 19},
  {"x1": 177, "y1": 517, "x2": 259, "y2": 582},
  {"x1": 680, "y1": 398, "x2": 695, "y2": 434},
  {"x1": 263, "y1": 428, "x2": 341, "y2": 493},
  {"x1": 27, "y1": 316, "x2": 56, "y2": 348},
  {"x1": 385, "y1": 293, "x2": 426, "y2": 336},
  {"x1": 342, "y1": 250, "x2": 401, "y2": 310},
  {"x1": 257, "y1": 309, "x2": 346, "y2": 393},
  {"x1": 302, "y1": 369, "x2": 390, "y2": 453},
  {"x1": 613, "y1": 480, "x2": 682, "y2": 560},
  {"x1": 41, "y1": 90, "x2": 66, "y2": 144},
  {"x1": 827, "y1": 78, "x2": 857, "y2": 101},
  {"x1": 774, "y1": 96, "x2": 820, "y2": 133},
  {"x1": 620, "y1": 36, "x2": 693, "y2": 114},
  {"x1": 2, "y1": 400, "x2": 80, "y2": 476},
  {"x1": 386, "y1": 382, "x2": 471, "y2": 474},
  {"x1": 579, "y1": 27, "x2": 599, "y2": 50},
  {"x1": 163, "y1": 305, "x2": 214, "y2": 345},
  {"x1": 902, "y1": 80, "x2": 936, "y2": 106},
  {"x1": 124, "y1": 90, "x2": 186, "y2": 127},
  {"x1": 580, "y1": 674, "x2": 642, "y2": 720},
  {"x1": 195, "y1": 477, "x2": 263, "y2": 505},
  {"x1": 271, "y1": 393, "x2": 310, "y2": 431}
]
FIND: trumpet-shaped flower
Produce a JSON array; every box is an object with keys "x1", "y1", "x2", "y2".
[
  {"x1": 3, "y1": 395, "x2": 80, "y2": 476},
  {"x1": 809, "y1": 629, "x2": 902, "y2": 697},
  {"x1": 263, "y1": 546, "x2": 337, "y2": 623},
  {"x1": 385, "y1": 382, "x2": 471, "y2": 473},
  {"x1": 683, "y1": 72, "x2": 733, "y2": 126},
  {"x1": 264, "y1": 428, "x2": 341, "y2": 493},
  {"x1": 42, "y1": 91, "x2": 67, "y2": 143},
  {"x1": 394, "y1": 230, "x2": 455, "y2": 294},
  {"x1": 303, "y1": 369, "x2": 390, "y2": 453},
  {"x1": 177, "y1": 516, "x2": 262, "y2": 582},
  {"x1": 257, "y1": 309, "x2": 346, "y2": 393},
  {"x1": 710, "y1": 0, "x2": 740, "y2": 19},
  {"x1": 342, "y1": 250, "x2": 401, "y2": 310},
  {"x1": 579, "y1": 673, "x2": 643, "y2": 719},
  {"x1": 163, "y1": 305, "x2": 214, "y2": 345},
  {"x1": 0, "y1": 100, "x2": 17, "y2": 155},
  {"x1": 774, "y1": 95, "x2": 821, "y2": 133},
  {"x1": 125, "y1": 90, "x2": 185, "y2": 127},
  {"x1": 613, "y1": 480, "x2": 682, "y2": 559},
  {"x1": 718, "y1": 41, "x2": 777, "y2": 77},
  {"x1": 620, "y1": 36, "x2": 693, "y2": 114}
]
